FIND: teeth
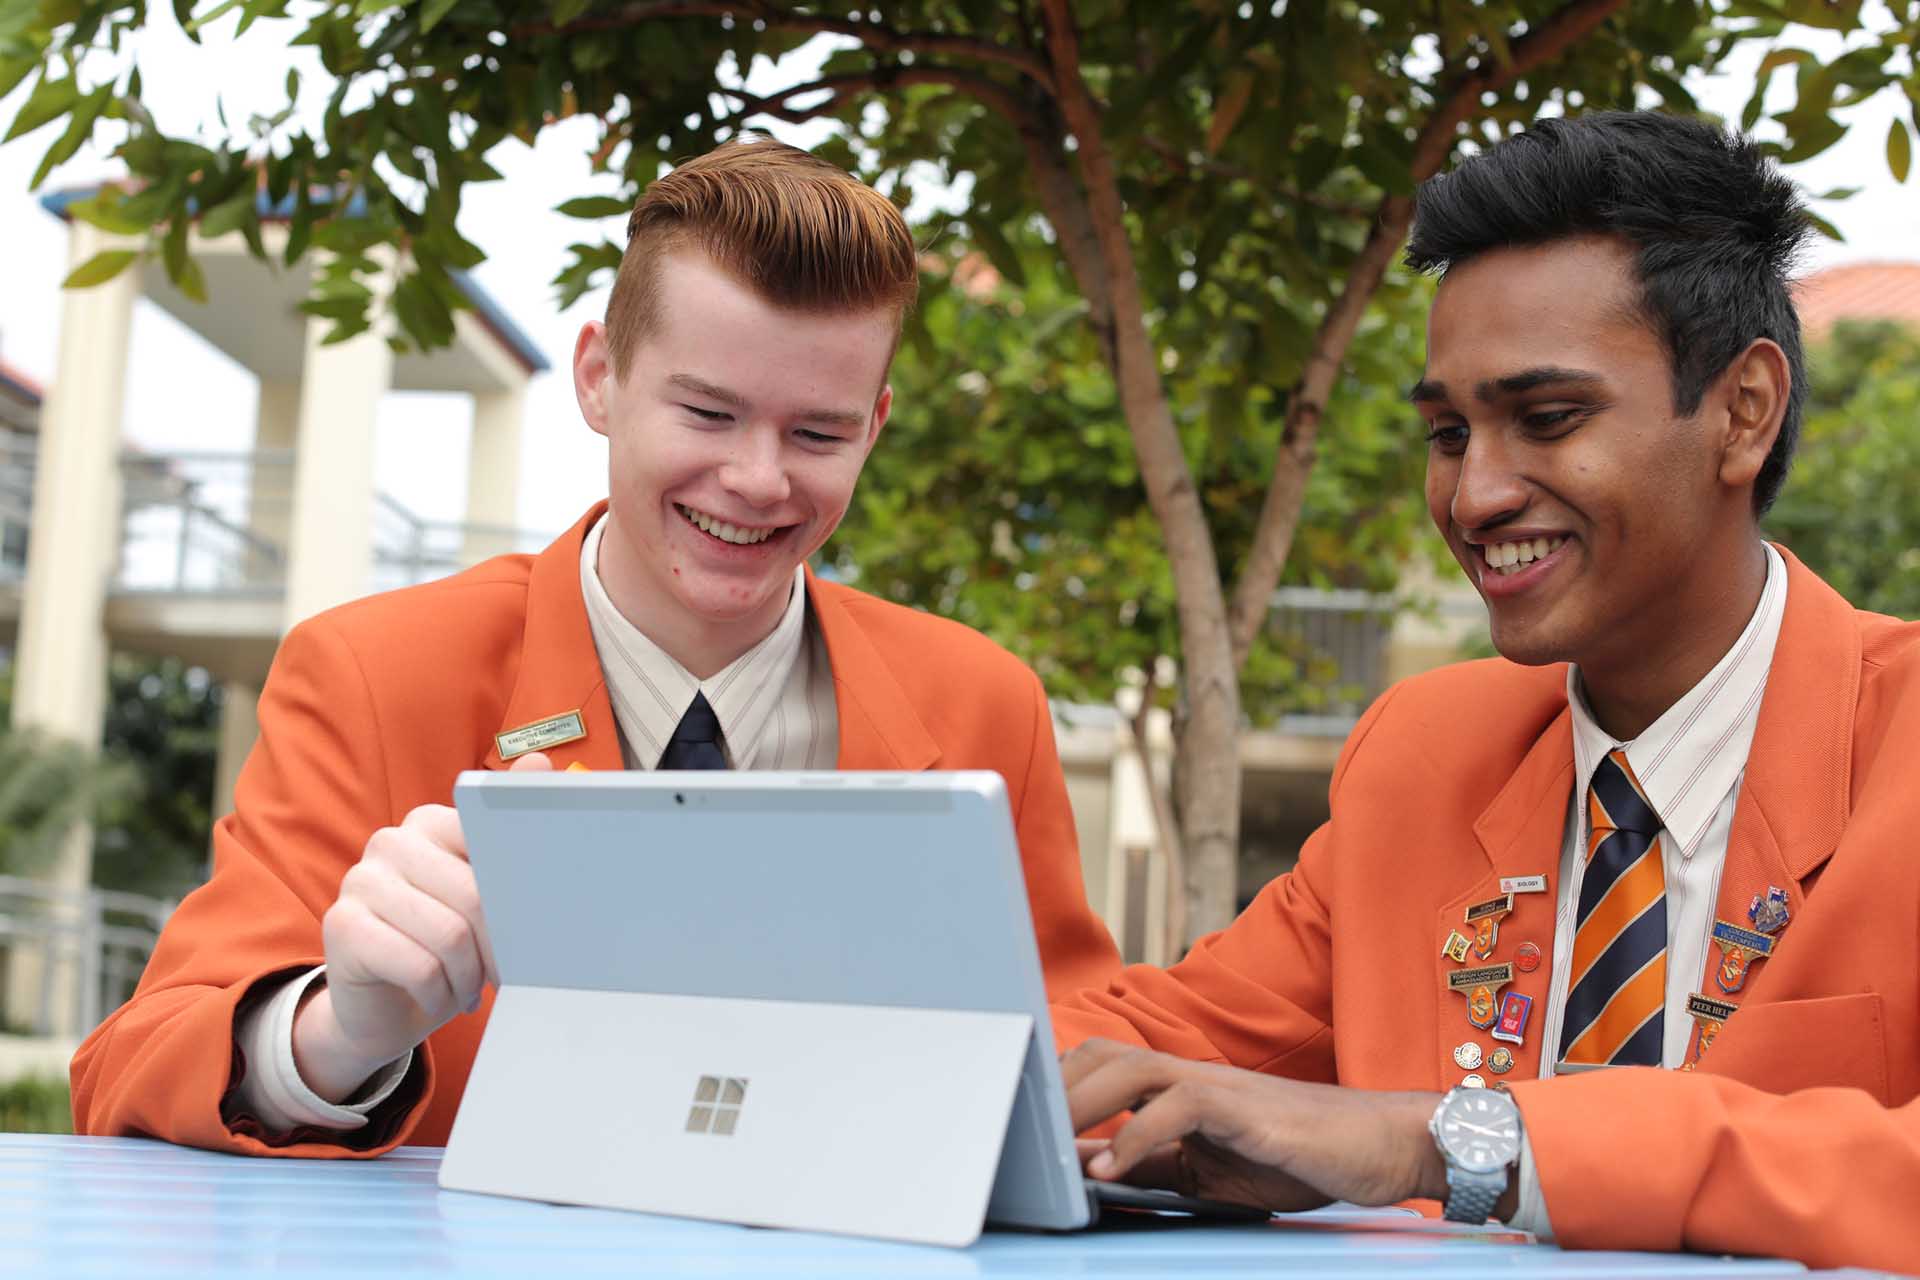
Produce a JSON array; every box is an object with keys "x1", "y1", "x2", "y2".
[
  {"x1": 1482, "y1": 535, "x2": 1566, "y2": 575},
  {"x1": 678, "y1": 504, "x2": 776, "y2": 546}
]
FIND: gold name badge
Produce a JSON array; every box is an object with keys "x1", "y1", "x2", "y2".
[{"x1": 496, "y1": 710, "x2": 587, "y2": 760}]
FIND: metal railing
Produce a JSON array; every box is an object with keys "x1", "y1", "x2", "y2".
[
  {"x1": 0, "y1": 877, "x2": 171, "y2": 1038},
  {"x1": 118, "y1": 450, "x2": 291, "y2": 593},
  {"x1": 0, "y1": 430, "x2": 36, "y2": 582},
  {"x1": 1266, "y1": 586, "x2": 1397, "y2": 735}
]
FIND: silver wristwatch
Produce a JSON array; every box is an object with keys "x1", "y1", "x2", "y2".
[{"x1": 1428, "y1": 1085, "x2": 1523, "y2": 1223}]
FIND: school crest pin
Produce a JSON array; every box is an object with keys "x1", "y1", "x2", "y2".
[
  {"x1": 1747, "y1": 885, "x2": 1791, "y2": 936},
  {"x1": 1447, "y1": 962, "x2": 1514, "y2": 1030}
]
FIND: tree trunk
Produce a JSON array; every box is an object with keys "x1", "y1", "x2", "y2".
[{"x1": 1041, "y1": 0, "x2": 1243, "y2": 944}]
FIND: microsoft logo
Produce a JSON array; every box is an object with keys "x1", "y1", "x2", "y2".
[{"x1": 685, "y1": 1076, "x2": 748, "y2": 1135}]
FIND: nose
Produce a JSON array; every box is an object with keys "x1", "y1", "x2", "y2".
[
  {"x1": 1449, "y1": 432, "x2": 1530, "y2": 534},
  {"x1": 716, "y1": 427, "x2": 791, "y2": 509}
]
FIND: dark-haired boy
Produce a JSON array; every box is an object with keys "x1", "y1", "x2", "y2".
[{"x1": 1057, "y1": 111, "x2": 1920, "y2": 1271}]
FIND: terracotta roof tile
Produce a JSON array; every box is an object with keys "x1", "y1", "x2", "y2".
[
  {"x1": 0, "y1": 358, "x2": 43, "y2": 405},
  {"x1": 1794, "y1": 262, "x2": 1920, "y2": 340}
]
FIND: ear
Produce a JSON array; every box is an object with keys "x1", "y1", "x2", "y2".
[
  {"x1": 1716, "y1": 338, "x2": 1790, "y2": 494},
  {"x1": 864, "y1": 383, "x2": 894, "y2": 454},
  {"x1": 573, "y1": 321, "x2": 617, "y2": 439}
]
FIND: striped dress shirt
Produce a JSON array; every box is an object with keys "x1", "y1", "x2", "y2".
[
  {"x1": 578, "y1": 515, "x2": 839, "y2": 771},
  {"x1": 1512, "y1": 541, "x2": 1788, "y2": 1235}
]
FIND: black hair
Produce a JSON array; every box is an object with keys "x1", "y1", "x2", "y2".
[{"x1": 1405, "y1": 111, "x2": 1812, "y2": 516}]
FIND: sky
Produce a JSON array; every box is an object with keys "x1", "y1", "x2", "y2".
[{"x1": 0, "y1": 16, "x2": 1914, "y2": 539}]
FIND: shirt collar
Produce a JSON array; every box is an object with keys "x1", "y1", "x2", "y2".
[
  {"x1": 1567, "y1": 542, "x2": 1788, "y2": 857},
  {"x1": 578, "y1": 514, "x2": 810, "y2": 769}
]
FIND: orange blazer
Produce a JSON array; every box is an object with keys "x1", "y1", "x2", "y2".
[
  {"x1": 1054, "y1": 547, "x2": 1920, "y2": 1273},
  {"x1": 73, "y1": 504, "x2": 1120, "y2": 1155}
]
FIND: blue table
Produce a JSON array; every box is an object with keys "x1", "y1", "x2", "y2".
[{"x1": 0, "y1": 1133, "x2": 1824, "y2": 1277}]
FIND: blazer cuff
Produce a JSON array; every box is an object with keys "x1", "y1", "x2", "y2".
[{"x1": 230, "y1": 966, "x2": 413, "y2": 1134}]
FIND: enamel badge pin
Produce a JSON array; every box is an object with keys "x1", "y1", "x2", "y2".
[
  {"x1": 1710, "y1": 920, "x2": 1776, "y2": 993},
  {"x1": 1748, "y1": 885, "x2": 1791, "y2": 936},
  {"x1": 1684, "y1": 992, "x2": 1739, "y2": 1070},
  {"x1": 1490, "y1": 992, "x2": 1533, "y2": 1046},
  {"x1": 1447, "y1": 962, "x2": 1515, "y2": 1030},
  {"x1": 1464, "y1": 893, "x2": 1515, "y2": 960},
  {"x1": 1441, "y1": 930, "x2": 1473, "y2": 964}
]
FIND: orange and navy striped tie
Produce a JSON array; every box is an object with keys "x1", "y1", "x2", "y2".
[{"x1": 1559, "y1": 749, "x2": 1667, "y2": 1068}]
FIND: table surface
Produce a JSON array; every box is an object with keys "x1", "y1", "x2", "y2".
[{"x1": 0, "y1": 1133, "x2": 1839, "y2": 1278}]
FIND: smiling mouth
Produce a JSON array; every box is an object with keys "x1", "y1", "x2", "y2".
[
  {"x1": 676, "y1": 503, "x2": 786, "y2": 546},
  {"x1": 1479, "y1": 534, "x2": 1568, "y2": 576}
]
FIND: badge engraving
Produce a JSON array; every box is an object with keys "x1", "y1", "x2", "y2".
[
  {"x1": 1487, "y1": 1047, "x2": 1515, "y2": 1075},
  {"x1": 495, "y1": 710, "x2": 587, "y2": 761},
  {"x1": 1500, "y1": 874, "x2": 1549, "y2": 895},
  {"x1": 1514, "y1": 941, "x2": 1543, "y2": 973},
  {"x1": 1490, "y1": 992, "x2": 1533, "y2": 1046},
  {"x1": 1711, "y1": 919, "x2": 1776, "y2": 993},
  {"x1": 1453, "y1": 1042, "x2": 1483, "y2": 1070},
  {"x1": 1464, "y1": 894, "x2": 1515, "y2": 959},
  {"x1": 1441, "y1": 930, "x2": 1472, "y2": 964},
  {"x1": 1685, "y1": 992, "x2": 1739, "y2": 1067},
  {"x1": 1447, "y1": 963, "x2": 1514, "y2": 1030},
  {"x1": 1461, "y1": 1073, "x2": 1486, "y2": 1088}
]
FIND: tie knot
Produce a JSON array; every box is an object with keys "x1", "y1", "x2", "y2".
[
  {"x1": 1590, "y1": 749, "x2": 1661, "y2": 837},
  {"x1": 674, "y1": 693, "x2": 721, "y2": 745}
]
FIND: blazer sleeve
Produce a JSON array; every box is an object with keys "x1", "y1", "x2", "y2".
[
  {"x1": 1047, "y1": 685, "x2": 1407, "y2": 1078},
  {"x1": 70, "y1": 616, "x2": 435, "y2": 1157},
  {"x1": 1510, "y1": 1068, "x2": 1920, "y2": 1272},
  {"x1": 1009, "y1": 671, "x2": 1124, "y2": 1002}
]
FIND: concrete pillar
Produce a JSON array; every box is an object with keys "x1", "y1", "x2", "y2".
[
  {"x1": 248, "y1": 381, "x2": 299, "y2": 573},
  {"x1": 6, "y1": 222, "x2": 137, "y2": 1034},
  {"x1": 281, "y1": 302, "x2": 391, "y2": 628},
  {"x1": 210, "y1": 681, "x2": 259, "y2": 825},
  {"x1": 462, "y1": 383, "x2": 526, "y2": 565}
]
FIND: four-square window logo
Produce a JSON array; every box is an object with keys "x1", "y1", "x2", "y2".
[{"x1": 686, "y1": 1076, "x2": 748, "y2": 1135}]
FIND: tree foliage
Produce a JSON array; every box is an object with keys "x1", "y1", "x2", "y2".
[
  {"x1": 6, "y1": 0, "x2": 1914, "y2": 936},
  {"x1": 0, "y1": 655, "x2": 216, "y2": 897},
  {"x1": 1766, "y1": 320, "x2": 1920, "y2": 621},
  {"x1": 838, "y1": 229, "x2": 1440, "y2": 725}
]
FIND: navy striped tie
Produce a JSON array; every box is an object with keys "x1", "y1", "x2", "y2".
[
  {"x1": 658, "y1": 693, "x2": 727, "y2": 770},
  {"x1": 1558, "y1": 749, "x2": 1667, "y2": 1068}
]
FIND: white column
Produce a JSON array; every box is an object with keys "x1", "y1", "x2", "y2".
[
  {"x1": 249, "y1": 380, "x2": 299, "y2": 562},
  {"x1": 281, "y1": 302, "x2": 391, "y2": 628},
  {"x1": 210, "y1": 681, "x2": 259, "y2": 824},
  {"x1": 462, "y1": 383, "x2": 526, "y2": 565},
  {"x1": 10, "y1": 224, "x2": 137, "y2": 887},
  {"x1": 6, "y1": 222, "x2": 137, "y2": 1036}
]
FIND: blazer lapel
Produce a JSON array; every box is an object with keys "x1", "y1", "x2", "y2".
[
  {"x1": 805, "y1": 568, "x2": 940, "y2": 772},
  {"x1": 481, "y1": 502, "x2": 624, "y2": 774},
  {"x1": 1698, "y1": 546, "x2": 1859, "y2": 999},
  {"x1": 1435, "y1": 695, "x2": 1575, "y2": 1081}
]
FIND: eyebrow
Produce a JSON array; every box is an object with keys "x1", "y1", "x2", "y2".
[
  {"x1": 1407, "y1": 367, "x2": 1607, "y2": 405},
  {"x1": 667, "y1": 372, "x2": 869, "y2": 429}
]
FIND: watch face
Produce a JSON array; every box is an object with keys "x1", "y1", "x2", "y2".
[{"x1": 1436, "y1": 1089, "x2": 1522, "y2": 1174}]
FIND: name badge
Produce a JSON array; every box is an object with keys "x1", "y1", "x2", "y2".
[
  {"x1": 496, "y1": 710, "x2": 587, "y2": 760},
  {"x1": 1500, "y1": 874, "x2": 1549, "y2": 895}
]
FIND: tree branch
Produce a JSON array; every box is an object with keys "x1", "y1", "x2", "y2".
[
  {"x1": 1225, "y1": 0, "x2": 1630, "y2": 665},
  {"x1": 510, "y1": 2, "x2": 1052, "y2": 86}
]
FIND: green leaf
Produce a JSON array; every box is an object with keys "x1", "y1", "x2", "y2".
[
  {"x1": 198, "y1": 189, "x2": 256, "y2": 240},
  {"x1": 1801, "y1": 209, "x2": 1844, "y2": 242},
  {"x1": 1888, "y1": 118, "x2": 1912, "y2": 184},
  {"x1": 963, "y1": 214, "x2": 1026, "y2": 289},
  {"x1": 553, "y1": 194, "x2": 628, "y2": 219},
  {"x1": 551, "y1": 0, "x2": 592, "y2": 25},
  {"x1": 420, "y1": 0, "x2": 459, "y2": 33},
  {"x1": 61, "y1": 248, "x2": 140, "y2": 289},
  {"x1": 4, "y1": 74, "x2": 79, "y2": 143},
  {"x1": 66, "y1": 192, "x2": 149, "y2": 235},
  {"x1": 29, "y1": 84, "x2": 111, "y2": 188},
  {"x1": 0, "y1": 54, "x2": 37, "y2": 104}
]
